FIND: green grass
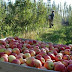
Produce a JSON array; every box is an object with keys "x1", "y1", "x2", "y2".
[{"x1": 0, "y1": 18, "x2": 72, "y2": 45}]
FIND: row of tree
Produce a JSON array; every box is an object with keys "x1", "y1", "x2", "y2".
[{"x1": 0, "y1": 0, "x2": 72, "y2": 37}]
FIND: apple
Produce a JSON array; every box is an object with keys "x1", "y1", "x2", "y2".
[
  {"x1": 33, "y1": 40, "x2": 37, "y2": 44},
  {"x1": 23, "y1": 53, "x2": 31, "y2": 59},
  {"x1": 1, "y1": 54, "x2": 8, "y2": 58},
  {"x1": 62, "y1": 60, "x2": 69, "y2": 67},
  {"x1": 43, "y1": 55, "x2": 51, "y2": 61},
  {"x1": 70, "y1": 55, "x2": 72, "y2": 60},
  {"x1": 44, "y1": 47, "x2": 49, "y2": 53},
  {"x1": 39, "y1": 51, "x2": 46, "y2": 57},
  {"x1": 12, "y1": 48, "x2": 20, "y2": 55},
  {"x1": 41, "y1": 48, "x2": 46, "y2": 53},
  {"x1": 63, "y1": 55, "x2": 70, "y2": 60},
  {"x1": 59, "y1": 47, "x2": 65, "y2": 51},
  {"x1": 17, "y1": 53, "x2": 24, "y2": 58},
  {"x1": 26, "y1": 57, "x2": 35, "y2": 67},
  {"x1": 17, "y1": 44, "x2": 23, "y2": 49},
  {"x1": 64, "y1": 49, "x2": 71, "y2": 55},
  {"x1": 54, "y1": 62, "x2": 65, "y2": 72},
  {"x1": 44, "y1": 60, "x2": 54, "y2": 70},
  {"x1": 67, "y1": 64, "x2": 72, "y2": 71},
  {"x1": 23, "y1": 49, "x2": 29, "y2": 54},
  {"x1": 10, "y1": 53, "x2": 17, "y2": 57},
  {"x1": 5, "y1": 48, "x2": 12, "y2": 55},
  {"x1": 69, "y1": 60, "x2": 72, "y2": 65},
  {"x1": 0, "y1": 52, "x2": 5, "y2": 56},
  {"x1": 17, "y1": 56, "x2": 24, "y2": 64},
  {"x1": 26, "y1": 44, "x2": 31, "y2": 49},
  {"x1": 11, "y1": 59, "x2": 20, "y2": 65},
  {"x1": 49, "y1": 53, "x2": 55, "y2": 60},
  {"x1": 5, "y1": 44, "x2": 10, "y2": 48},
  {"x1": 28, "y1": 40, "x2": 33, "y2": 45},
  {"x1": 0, "y1": 56, "x2": 8, "y2": 62},
  {"x1": 35, "y1": 54, "x2": 42, "y2": 59},
  {"x1": 33, "y1": 59, "x2": 42, "y2": 68},
  {"x1": 52, "y1": 50, "x2": 57, "y2": 56},
  {"x1": 55, "y1": 55, "x2": 62, "y2": 61},
  {"x1": 65, "y1": 46, "x2": 71, "y2": 50},
  {"x1": 8, "y1": 55, "x2": 16, "y2": 62},
  {"x1": 29, "y1": 50, "x2": 36, "y2": 56},
  {"x1": 35, "y1": 48, "x2": 41, "y2": 55},
  {"x1": 0, "y1": 48, "x2": 6, "y2": 52}
]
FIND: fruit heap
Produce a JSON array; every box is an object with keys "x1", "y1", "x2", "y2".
[{"x1": 0, "y1": 37, "x2": 72, "y2": 72}]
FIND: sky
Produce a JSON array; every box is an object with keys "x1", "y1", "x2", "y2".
[{"x1": 4, "y1": 0, "x2": 72, "y2": 6}]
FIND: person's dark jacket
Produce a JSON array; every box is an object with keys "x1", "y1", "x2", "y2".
[{"x1": 50, "y1": 12, "x2": 54, "y2": 20}]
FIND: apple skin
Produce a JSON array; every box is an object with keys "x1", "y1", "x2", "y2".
[
  {"x1": 55, "y1": 55, "x2": 62, "y2": 61},
  {"x1": 17, "y1": 56, "x2": 24, "y2": 64},
  {"x1": 43, "y1": 55, "x2": 51, "y2": 61},
  {"x1": 8, "y1": 55, "x2": 16, "y2": 62},
  {"x1": 44, "y1": 60, "x2": 54, "y2": 70},
  {"x1": 35, "y1": 55, "x2": 45, "y2": 65},
  {"x1": 5, "y1": 44, "x2": 10, "y2": 48},
  {"x1": 12, "y1": 48, "x2": 20, "y2": 55},
  {"x1": 26, "y1": 57, "x2": 35, "y2": 67},
  {"x1": 62, "y1": 60, "x2": 69, "y2": 67},
  {"x1": 67, "y1": 64, "x2": 72, "y2": 71},
  {"x1": 54, "y1": 62, "x2": 65, "y2": 72},
  {"x1": 33, "y1": 59, "x2": 42, "y2": 68},
  {"x1": 29, "y1": 50, "x2": 36, "y2": 56},
  {"x1": 23, "y1": 50, "x2": 29, "y2": 54},
  {"x1": 23, "y1": 53, "x2": 31, "y2": 59},
  {"x1": 0, "y1": 48, "x2": 6, "y2": 52},
  {"x1": 0, "y1": 56, "x2": 8, "y2": 62},
  {"x1": 5, "y1": 48, "x2": 12, "y2": 55},
  {"x1": 63, "y1": 55, "x2": 70, "y2": 60},
  {"x1": 49, "y1": 53, "x2": 55, "y2": 60},
  {"x1": 1, "y1": 54, "x2": 8, "y2": 58},
  {"x1": 11, "y1": 59, "x2": 20, "y2": 65},
  {"x1": 69, "y1": 60, "x2": 72, "y2": 65},
  {"x1": 64, "y1": 49, "x2": 71, "y2": 55}
]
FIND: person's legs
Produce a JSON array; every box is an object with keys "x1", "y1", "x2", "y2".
[
  {"x1": 51, "y1": 20, "x2": 53, "y2": 26},
  {"x1": 49, "y1": 20, "x2": 52, "y2": 28}
]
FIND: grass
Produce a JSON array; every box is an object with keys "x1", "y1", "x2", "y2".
[{"x1": 0, "y1": 17, "x2": 72, "y2": 45}]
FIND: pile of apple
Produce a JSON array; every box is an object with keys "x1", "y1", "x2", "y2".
[{"x1": 0, "y1": 37, "x2": 72, "y2": 72}]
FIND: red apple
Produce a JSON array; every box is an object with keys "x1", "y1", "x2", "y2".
[
  {"x1": 49, "y1": 53, "x2": 55, "y2": 60},
  {"x1": 29, "y1": 50, "x2": 36, "y2": 56},
  {"x1": 8, "y1": 55, "x2": 16, "y2": 62},
  {"x1": 67, "y1": 64, "x2": 72, "y2": 71},
  {"x1": 33, "y1": 59, "x2": 42, "y2": 68},
  {"x1": 0, "y1": 48, "x2": 6, "y2": 52},
  {"x1": 62, "y1": 60, "x2": 69, "y2": 67},
  {"x1": 23, "y1": 49, "x2": 29, "y2": 54},
  {"x1": 12, "y1": 48, "x2": 20, "y2": 55},
  {"x1": 26, "y1": 57, "x2": 35, "y2": 67},
  {"x1": 69, "y1": 60, "x2": 72, "y2": 65},
  {"x1": 54, "y1": 62, "x2": 65, "y2": 72},
  {"x1": 0, "y1": 56, "x2": 8, "y2": 62},
  {"x1": 63, "y1": 55, "x2": 70, "y2": 60},
  {"x1": 44, "y1": 60, "x2": 54, "y2": 70},
  {"x1": 64, "y1": 49, "x2": 71, "y2": 55},
  {"x1": 17, "y1": 56, "x2": 25, "y2": 64},
  {"x1": 23, "y1": 53, "x2": 31, "y2": 59},
  {"x1": 5, "y1": 48, "x2": 12, "y2": 55},
  {"x1": 11, "y1": 59, "x2": 20, "y2": 64},
  {"x1": 1, "y1": 54, "x2": 8, "y2": 58},
  {"x1": 43, "y1": 55, "x2": 51, "y2": 61}
]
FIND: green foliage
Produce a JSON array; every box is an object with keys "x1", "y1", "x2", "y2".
[{"x1": 0, "y1": 0, "x2": 72, "y2": 45}]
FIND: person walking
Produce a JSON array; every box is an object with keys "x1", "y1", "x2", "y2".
[{"x1": 48, "y1": 10, "x2": 54, "y2": 28}]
